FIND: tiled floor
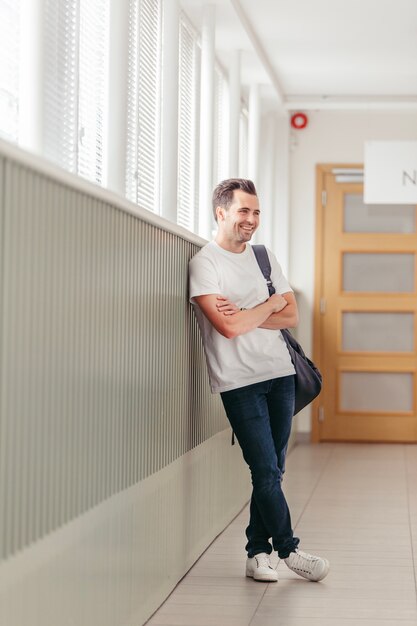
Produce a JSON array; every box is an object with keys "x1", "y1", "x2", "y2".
[{"x1": 147, "y1": 442, "x2": 417, "y2": 626}]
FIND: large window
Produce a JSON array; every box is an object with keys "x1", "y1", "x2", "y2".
[
  {"x1": 43, "y1": 0, "x2": 109, "y2": 184},
  {"x1": 126, "y1": 0, "x2": 162, "y2": 213},
  {"x1": 0, "y1": 0, "x2": 20, "y2": 143},
  {"x1": 177, "y1": 12, "x2": 200, "y2": 232}
]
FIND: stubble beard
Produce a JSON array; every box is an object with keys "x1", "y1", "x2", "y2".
[{"x1": 238, "y1": 225, "x2": 255, "y2": 242}]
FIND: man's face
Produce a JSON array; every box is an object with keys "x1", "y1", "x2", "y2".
[{"x1": 217, "y1": 190, "x2": 260, "y2": 244}]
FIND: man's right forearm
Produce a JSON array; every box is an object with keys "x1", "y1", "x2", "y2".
[{"x1": 222, "y1": 297, "x2": 281, "y2": 339}]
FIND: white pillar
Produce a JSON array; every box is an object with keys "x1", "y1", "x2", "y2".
[
  {"x1": 257, "y1": 112, "x2": 276, "y2": 251},
  {"x1": 19, "y1": 0, "x2": 44, "y2": 154},
  {"x1": 228, "y1": 50, "x2": 241, "y2": 177},
  {"x1": 106, "y1": 0, "x2": 130, "y2": 194},
  {"x1": 274, "y1": 112, "x2": 291, "y2": 275},
  {"x1": 248, "y1": 84, "x2": 260, "y2": 183},
  {"x1": 198, "y1": 4, "x2": 215, "y2": 239},
  {"x1": 160, "y1": 0, "x2": 180, "y2": 222}
]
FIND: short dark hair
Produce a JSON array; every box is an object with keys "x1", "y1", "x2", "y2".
[{"x1": 212, "y1": 178, "x2": 257, "y2": 221}]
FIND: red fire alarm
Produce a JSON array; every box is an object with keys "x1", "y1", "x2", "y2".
[{"x1": 290, "y1": 112, "x2": 308, "y2": 130}]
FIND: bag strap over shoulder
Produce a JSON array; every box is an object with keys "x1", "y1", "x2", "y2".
[
  {"x1": 252, "y1": 246, "x2": 322, "y2": 416},
  {"x1": 252, "y1": 245, "x2": 275, "y2": 296}
]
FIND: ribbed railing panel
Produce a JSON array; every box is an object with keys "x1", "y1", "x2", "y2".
[{"x1": 0, "y1": 154, "x2": 227, "y2": 561}]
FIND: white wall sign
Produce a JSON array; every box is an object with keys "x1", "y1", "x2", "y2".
[{"x1": 364, "y1": 141, "x2": 417, "y2": 204}]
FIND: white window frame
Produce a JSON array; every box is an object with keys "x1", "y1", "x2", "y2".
[
  {"x1": 239, "y1": 104, "x2": 249, "y2": 179},
  {"x1": 213, "y1": 63, "x2": 229, "y2": 189},
  {"x1": 0, "y1": 0, "x2": 21, "y2": 143}
]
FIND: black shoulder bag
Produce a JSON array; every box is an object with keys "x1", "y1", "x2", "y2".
[{"x1": 252, "y1": 244, "x2": 322, "y2": 415}]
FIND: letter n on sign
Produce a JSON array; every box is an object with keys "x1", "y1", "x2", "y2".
[{"x1": 364, "y1": 141, "x2": 417, "y2": 204}]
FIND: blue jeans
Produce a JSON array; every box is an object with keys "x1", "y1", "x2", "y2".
[{"x1": 221, "y1": 375, "x2": 300, "y2": 559}]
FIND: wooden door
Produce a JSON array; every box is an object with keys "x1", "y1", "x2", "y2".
[{"x1": 313, "y1": 164, "x2": 417, "y2": 442}]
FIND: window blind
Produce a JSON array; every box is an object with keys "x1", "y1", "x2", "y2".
[
  {"x1": 43, "y1": 0, "x2": 109, "y2": 184},
  {"x1": 126, "y1": 0, "x2": 162, "y2": 213},
  {"x1": 43, "y1": 0, "x2": 77, "y2": 172},
  {"x1": 78, "y1": 0, "x2": 109, "y2": 184},
  {"x1": 177, "y1": 13, "x2": 200, "y2": 232},
  {"x1": 0, "y1": 0, "x2": 20, "y2": 142}
]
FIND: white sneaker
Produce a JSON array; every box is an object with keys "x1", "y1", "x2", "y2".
[
  {"x1": 246, "y1": 553, "x2": 278, "y2": 582},
  {"x1": 284, "y1": 549, "x2": 330, "y2": 582}
]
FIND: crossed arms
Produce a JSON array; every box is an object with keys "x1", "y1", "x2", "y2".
[{"x1": 193, "y1": 292, "x2": 299, "y2": 340}]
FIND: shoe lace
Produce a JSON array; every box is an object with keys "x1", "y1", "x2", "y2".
[
  {"x1": 255, "y1": 554, "x2": 273, "y2": 570},
  {"x1": 290, "y1": 550, "x2": 318, "y2": 571}
]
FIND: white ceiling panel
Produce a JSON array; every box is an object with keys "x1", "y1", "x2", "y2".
[
  {"x1": 180, "y1": 0, "x2": 417, "y2": 109},
  {"x1": 240, "y1": 0, "x2": 417, "y2": 96}
]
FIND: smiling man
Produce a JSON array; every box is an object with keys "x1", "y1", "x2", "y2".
[{"x1": 189, "y1": 178, "x2": 329, "y2": 583}]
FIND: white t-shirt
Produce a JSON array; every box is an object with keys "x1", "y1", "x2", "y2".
[{"x1": 189, "y1": 241, "x2": 295, "y2": 393}]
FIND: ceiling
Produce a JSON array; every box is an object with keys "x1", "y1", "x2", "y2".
[{"x1": 180, "y1": 0, "x2": 417, "y2": 112}]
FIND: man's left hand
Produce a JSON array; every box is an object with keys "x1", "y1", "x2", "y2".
[{"x1": 216, "y1": 296, "x2": 240, "y2": 316}]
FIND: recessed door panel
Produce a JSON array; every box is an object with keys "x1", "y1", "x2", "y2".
[
  {"x1": 343, "y1": 194, "x2": 416, "y2": 233},
  {"x1": 343, "y1": 253, "x2": 415, "y2": 293},
  {"x1": 342, "y1": 312, "x2": 414, "y2": 352},
  {"x1": 340, "y1": 371, "x2": 414, "y2": 413}
]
